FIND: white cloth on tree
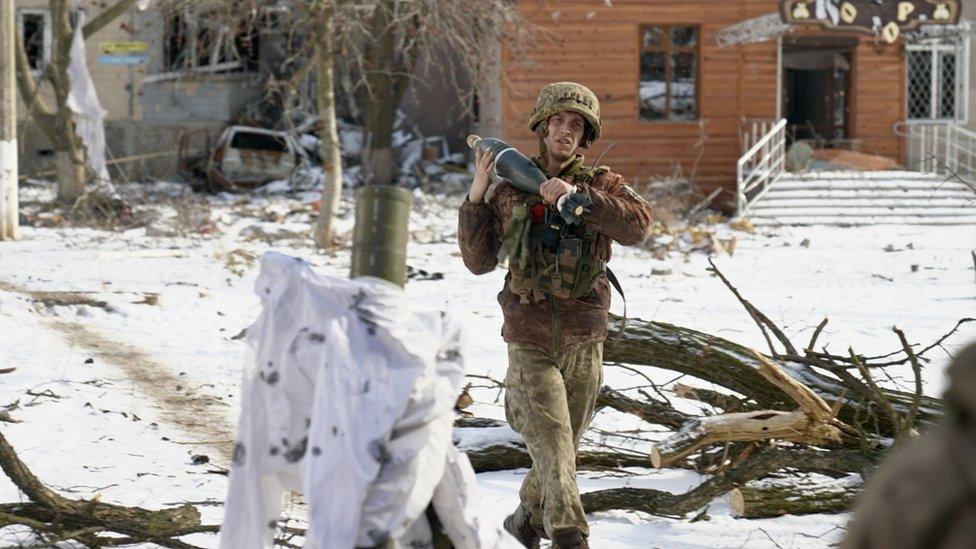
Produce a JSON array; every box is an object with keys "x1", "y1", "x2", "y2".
[
  {"x1": 67, "y1": 12, "x2": 110, "y2": 185},
  {"x1": 220, "y1": 252, "x2": 517, "y2": 549}
]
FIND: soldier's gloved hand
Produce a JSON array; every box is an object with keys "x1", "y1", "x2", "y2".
[
  {"x1": 540, "y1": 177, "x2": 574, "y2": 205},
  {"x1": 469, "y1": 147, "x2": 495, "y2": 203}
]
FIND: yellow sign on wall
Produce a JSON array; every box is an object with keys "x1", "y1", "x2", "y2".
[
  {"x1": 99, "y1": 42, "x2": 149, "y2": 65},
  {"x1": 100, "y1": 41, "x2": 149, "y2": 54}
]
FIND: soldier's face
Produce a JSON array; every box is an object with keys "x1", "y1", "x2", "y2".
[{"x1": 545, "y1": 111, "x2": 585, "y2": 162}]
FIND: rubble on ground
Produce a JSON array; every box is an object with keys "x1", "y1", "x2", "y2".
[{"x1": 636, "y1": 177, "x2": 745, "y2": 260}]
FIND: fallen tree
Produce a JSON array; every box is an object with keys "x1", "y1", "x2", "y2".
[
  {"x1": 603, "y1": 315, "x2": 951, "y2": 436},
  {"x1": 459, "y1": 260, "x2": 971, "y2": 519},
  {"x1": 580, "y1": 446, "x2": 876, "y2": 517},
  {"x1": 0, "y1": 429, "x2": 216, "y2": 548}
]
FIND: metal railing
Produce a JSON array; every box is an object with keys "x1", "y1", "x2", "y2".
[
  {"x1": 740, "y1": 117, "x2": 780, "y2": 155},
  {"x1": 737, "y1": 118, "x2": 787, "y2": 214},
  {"x1": 899, "y1": 122, "x2": 976, "y2": 192}
]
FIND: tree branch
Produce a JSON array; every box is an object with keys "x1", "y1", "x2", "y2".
[
  {"x1": 582, "y1": 446, "x2": 878, "y2": 517},
  {"x1": 82, "y1": 0, "x2": 139, "y2": 39},
  {"x1": 708, "y1": 258, "x2": 799, "y2": 357},
  {"x1": 14, "y1": 33, "x2": 55, "y2": 121},
  {"x1": 893, "y1": 326, "x2": 923, "y2": 438},
  {"x1": 596, "y1": 386, "x2": 690, "y2": 430}
]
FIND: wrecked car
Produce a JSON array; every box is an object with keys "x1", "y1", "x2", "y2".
[{"x1": 180, "y1": 126, "x2": 303, "y2": 192}]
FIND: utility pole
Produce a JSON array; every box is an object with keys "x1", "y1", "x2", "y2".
[{"x1": 1, "y1": 0, "x2": 20, "y2": 240}]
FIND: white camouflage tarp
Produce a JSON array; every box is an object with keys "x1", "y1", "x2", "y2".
[{"x1": 220, "y1": 252, "x2": 518, "y2": 549}]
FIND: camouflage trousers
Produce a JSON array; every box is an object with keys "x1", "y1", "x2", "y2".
[{"x1": 504, "y1": 341, "x2": 603, "y2": 538}]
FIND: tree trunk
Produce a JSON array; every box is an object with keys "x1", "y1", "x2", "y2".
[
  {"x1": 13, "y1": 1, "x2": 137, "y2": 207},
  {"x1": 582, "y1": 446, "x2": 876, "y2": 517},
  {"x1": 605, "y1": 315, "x2": 942, "y2": 435},
  {"x1": 54, "y1": 147, "x2": 86, "y2": 205},
  {"x1": 1, "y1": 0, "x2": 19, "y2": 240},
  {"x1": 49, "y1": 1, "x2": 88, "y2": 205},
  {"x1": 360, "y1": 0, "x2": 413, "y2": 186},
  {"x1": 730, "y1": 482, "x2": 860, "y2": 518},
  {"x1": 312, "y1": 7, "x2": 343, "y2": 249}
]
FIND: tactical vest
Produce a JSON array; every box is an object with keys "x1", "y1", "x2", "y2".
[{"x1": 505, "y1": 167, "x2": 608, "y2": 304}]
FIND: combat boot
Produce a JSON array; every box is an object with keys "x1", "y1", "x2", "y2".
[
  {"x1": 502, "y1": 504, "x2": 541, "y2": 549},
  {"x1": 551, "y1": 528, "x2": 589, "y2": 549}
]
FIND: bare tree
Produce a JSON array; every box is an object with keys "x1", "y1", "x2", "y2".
[
  {"x1": 286, "y1": 0, "x2": 528, "y2": 245},
  {"x1": 14, "y1": 0, "x2": 142, "y2": 204},
  {"x1": 291, "y1": 1, "x2": 344, "y2": 249},
  {"x1": 349, "y1": 0, "x2": 529, "y2": 186}
]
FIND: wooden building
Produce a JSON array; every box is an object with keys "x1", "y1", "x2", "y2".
[{"x1": 485, "y1": 1, "x2": 971, "y2": 205}]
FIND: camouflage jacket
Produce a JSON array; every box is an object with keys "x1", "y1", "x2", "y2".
[{"x1": 457, "y1": 157, "x2": 653, "y2": 351}]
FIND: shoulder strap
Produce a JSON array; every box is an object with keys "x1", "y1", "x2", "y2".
[{"x1": 605, "y1": 266, "x2": 628, "y2": 348}]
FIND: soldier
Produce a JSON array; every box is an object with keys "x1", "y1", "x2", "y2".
[
  {"x1": 841, "y1": 342, "x2": 976, "y2": 549},
  {"x1": 457, "y1": 82, "x2": 653, "y2": 549}
]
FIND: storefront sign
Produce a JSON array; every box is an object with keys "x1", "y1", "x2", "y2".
[
  {"x1": 780, "y1": 1, "x2": 961, "y2": 43},
  {"x1": 98, "y1": 41, "x2": 148, "y2": 65}
]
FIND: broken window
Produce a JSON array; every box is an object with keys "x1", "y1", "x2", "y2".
[
  {"x1": 16, "y1": 9, "x2": 51, "y2": 73},
  {"x1": 639, "y1": 25, "x2": 699, "y2": 121},
  {"x1": 163, "y1": 8, "x2": 259, "y2": 73},
  {"x1": 907, "y1": 41, "x2": 968, "y2": 122}
]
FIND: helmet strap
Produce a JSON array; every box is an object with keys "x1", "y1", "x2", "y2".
[{"x1": 537, "y1": 138, "x2": 551, "y2": 174}]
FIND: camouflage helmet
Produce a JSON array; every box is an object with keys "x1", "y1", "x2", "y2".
[{"x1": 528, "y1": 82, "x2": 602, "y2": 149}]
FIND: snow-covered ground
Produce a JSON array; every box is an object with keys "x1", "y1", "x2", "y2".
[{"x1": 0, "y1": 180, "x2": 973, "y2": 548}]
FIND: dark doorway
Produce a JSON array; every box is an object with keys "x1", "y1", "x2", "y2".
[{"x1": 783, "y1": 45, "x2": 852, "y2": 143}]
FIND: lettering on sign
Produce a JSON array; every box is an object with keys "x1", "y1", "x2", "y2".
[
  {"x1": 99, "y1": 41, "x2": 148, "y2": 66},
  {"x1": 780, "y1": 0, "x2": 960, "y2": 43},
  {"x1": 100, "y1": 41, "x2": 148, "y2": 54}
]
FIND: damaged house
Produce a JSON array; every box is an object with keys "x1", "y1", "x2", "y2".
[
  {"x1": 13, "y1": 1, "x2": 477, "y2": 186},
  {"x1": 14, "y1": 1, "x2": 285, "y2": 181}
]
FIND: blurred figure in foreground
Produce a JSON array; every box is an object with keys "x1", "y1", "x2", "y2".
[{"x1": 842, "y1": 342, "x2": 976, "y2": 549}]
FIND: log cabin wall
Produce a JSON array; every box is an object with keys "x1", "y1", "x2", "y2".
[{"x1": 500, "y1": 0, "x2": 907, "y2": 201}]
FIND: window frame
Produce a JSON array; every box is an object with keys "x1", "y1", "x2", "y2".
[
  {"x1": 638, "y1": 24, "x2": 702, "y2": 122},
  {"x1": 16, "y1": 8, "x2": 52, "y2": 76},
  {"x1": 160, "y1": 7, "x2": 259, "y2": 76},
  {"x1": 905, "y1": 39, "x2": 970, "y2": 124}
]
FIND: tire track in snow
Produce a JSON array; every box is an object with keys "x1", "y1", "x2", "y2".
[
  {"x1": 1, "y1": 281, "x2": 236, "y2": 462},
  {"x1": 2, "y1": 281, "x2": 310, "y2": 523}
]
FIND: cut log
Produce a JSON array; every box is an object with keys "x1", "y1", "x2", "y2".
[
  {"x1": 730, "y1": 481, "x2": 860, "y2": 518},
  {"x1": 650, "y1": 410, "x2": 842, "y2": 468},
  {"x1": 652, "y1": 354, "x2": 846, "y2": 467},
  {"x1": 606, "y1": 315, "x2": 942, "y2": 435},
  {"x1": 583, "y1": 446, "x2": 877, "y2": 517}
]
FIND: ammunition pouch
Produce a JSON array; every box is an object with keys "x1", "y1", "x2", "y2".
[
  {"x1": 505, "y1": 165, "x2": 608, "y2": 304},
  {"x1": 509, "y1": 215, "x2": 603, "y2": 303}
]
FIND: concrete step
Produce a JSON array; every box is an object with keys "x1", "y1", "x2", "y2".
[
  {"x1": 747, "y1": 171, "x2": 976, "y2": 225},
  {"x1": 782, "y1": 170, "x2": 949, "y2": 181},
  {"x1": 750, "y1": 201, "x2": 974, "y2": 211},
  {"x1": 751, "y1": 215, "x2": 976, "y2": 226},
  {"x1": 757, "y1": 192, "x2": 975, "y2": 202},
  {"x1": 771, "y1": 180, "x2": 973, "y2": 193},
  {"x1": 750, "y1": 207, "x2": 974, "y2": 216}
]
